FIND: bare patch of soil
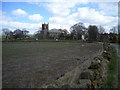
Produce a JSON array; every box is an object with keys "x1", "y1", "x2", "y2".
[{"x1": 2, "y1": 42, "x2": 103, "y2": 88}]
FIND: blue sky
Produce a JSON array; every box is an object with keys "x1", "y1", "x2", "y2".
[
  {"x1": 2, "y1": 2, "x2": 50, "y2": 23},
  {"x1": 1, "y1": 1, "x2": 118, "y2": 34}
]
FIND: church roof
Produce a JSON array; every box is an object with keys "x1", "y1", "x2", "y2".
[{"x1": 49, "y1": 29, "x2": 62, "y2": 33}]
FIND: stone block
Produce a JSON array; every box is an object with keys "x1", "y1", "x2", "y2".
[
  {"x1": 78, "y1": 79, "x2": 91, "y2": 88},
  {"x1": 61, "y1": 84, "x2": 71, "y2": 88},
  {"x1": 79, "y1": 70, "x2": 94, "y2": 80},
  {"x1": 88, "y1": 61, "x2": 101, "y2": 69},
  {"x1": 47, "y1": 85, "x2": 55, "y2": 88}
]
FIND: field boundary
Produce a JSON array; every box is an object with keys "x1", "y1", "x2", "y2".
[{"x1": 43, "y1": 45, "x2": 118, "y2": 88}]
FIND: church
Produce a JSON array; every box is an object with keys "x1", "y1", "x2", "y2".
[
  {"x1": 40, "y1": 23, "x2": 65, "y2": 39},
  {"x1": 40, "y1": 23, "x2": 49, "y2": 39}
]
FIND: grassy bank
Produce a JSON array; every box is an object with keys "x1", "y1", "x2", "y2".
[{"x1": 103, "y1": 46, "x2": 117, "y2": 88}]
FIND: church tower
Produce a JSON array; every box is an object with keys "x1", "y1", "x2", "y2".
[{"x1": 41, "y1": 23, "x2": 49, "y2": 39}]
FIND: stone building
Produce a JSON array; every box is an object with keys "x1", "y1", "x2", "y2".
[
  {"x1": 40, "y1": 23, "x2": 67, "y2": 40},
  {"x1": 48, "y1": 29, "x2": 64, "y2": 39},
  {"x1": 40, "y1": 23, "x2": 49, "y2": 39}
]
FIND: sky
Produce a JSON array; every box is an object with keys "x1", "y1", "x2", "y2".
[{"x1": 0, "y1": 0, "x2": 118, "y2": 34}]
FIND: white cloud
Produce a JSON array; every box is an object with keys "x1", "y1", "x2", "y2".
[
  {"x1": 98, "y1": 3, "x2": 118, "y2": 16},
  {"x1": 46, "y1": 3, "x2": 70, "y2": 16},
  {"x1": 0, "y1": 11, "x2": 43, "y2": 34},
  {"x1": 45, "y1": 2, "x2": 117, "y2": 33},
  {"x1": 12, "y1": 9, "x2": 28, "y2": 16},
  {"x1": 48, "y1": 6, "x2": 117, "y2": 33},
  {"x1": 45, "y1": 0, "x2": 89, "y2": 16},
  {"x1": 77, "y1": 7, "x2": 117, "y2": 26},
  {"x1": 0, "y1": 11, "x2": 41, "y2": 34},
  {"x1": 49, "y1": 17, "x2": 64, "y2": 23},
  {"x1": 0, "y1": 20, "x2": 42, "y2": 34},
  {"x1": 49, "y1": 23, "x2": 70, "y2": 33},
  {"x1": 12, "y1": 9, "x2": 43, "y2": 21},
  {"x1": 48, "y1": 16, "x2": 76, "y2": 31},
  {"x1": 28, "y1": 14, "x2": 43, "y2": 21}
]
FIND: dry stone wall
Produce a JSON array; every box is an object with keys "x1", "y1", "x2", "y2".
[{"x1": 42, "y1": 46, "x2": 112, "y2": 88}]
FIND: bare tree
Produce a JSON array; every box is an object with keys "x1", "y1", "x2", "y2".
[
  {"x1": 2, "y1": 28, "x2": 12, "y2": 39},
  {"x1": 98, "y1": 26, "x2": 105, "y2": 34},
  {"x1": 110, "y1": 26, "x2": 118, "y2": 34},
  {"x1": 34, "y1": 28, "x2": 41, "y2": 40},
  {"x1": 22, "y1": 28, "x2": 29, "y2": 38},
  {"x1": 70, "y1": 22, "x2": 87, "y2": 40}
]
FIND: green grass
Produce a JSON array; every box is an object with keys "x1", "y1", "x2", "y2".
[{"x1": 103, "y1": 46, "x2": 117, "y2": 88}]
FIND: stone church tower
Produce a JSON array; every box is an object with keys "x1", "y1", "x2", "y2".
[{"x1": 40, "y1": 23, "x2": 49, "y2": 39}]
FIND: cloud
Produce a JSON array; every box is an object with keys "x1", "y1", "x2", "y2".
[
  {"x1": 45, "y1": 0, "x2": 89, "y2": 16},
  {"x1": 12, "y1": 9, "x2": 28, "y2": 16},
  {"x1": 46, "y1": 3, "x2": 70, "y2": 16},
  {"x1": 1, "y1": 20, "x2": 69, "y2": 34},
  {"x1": 27, "y1": 1, "x2": 118, "y2": 33},
  {"x1": 50, "y1": 7, "x2": 117, "y2": 25},
  {"x1": 0, "y1": 10, "x2": 43, "y2": 34},
  {"x1": 12, "y1": 9, "x2": 43, "y2": 21},
  {"x1": 0, "y1": 11, "x2": 41, "y2": 33},
  {"x1": 98, "y1": 2, "x2": 118, "y2": 16},
  {"x1": 48, "y1": 6, "x2": 117, "y2": 33},
  {"x1": 28, "y1": 14, "x2": 43, "y2": 21},
  {"x1": 1, "y1": 20, "x2": 42, "y2": 33},
  {"x1": 46, "y1": 2, "x2": 117, "y2": 31},
  {"x1": 77, "y1": 7, "x2": 117, "y2": 26},
  {"x1": 1, "y1": 2, "x2": 118, "y2": 34},
  {"x1": 49, "y1": 17, "x2": 64, "y2": 23}
]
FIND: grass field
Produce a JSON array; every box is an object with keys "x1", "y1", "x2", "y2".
[{"x1": 2, "y1": 41, "x2": 103, "y2": 88}]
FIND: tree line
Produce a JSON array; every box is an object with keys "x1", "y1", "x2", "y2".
[
  {"x1": 2, "y1": 22, "x2": 119, "y2": 43},
  {"x1": 2, "y1": 28, "x2": 29, "y2": 40}
]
